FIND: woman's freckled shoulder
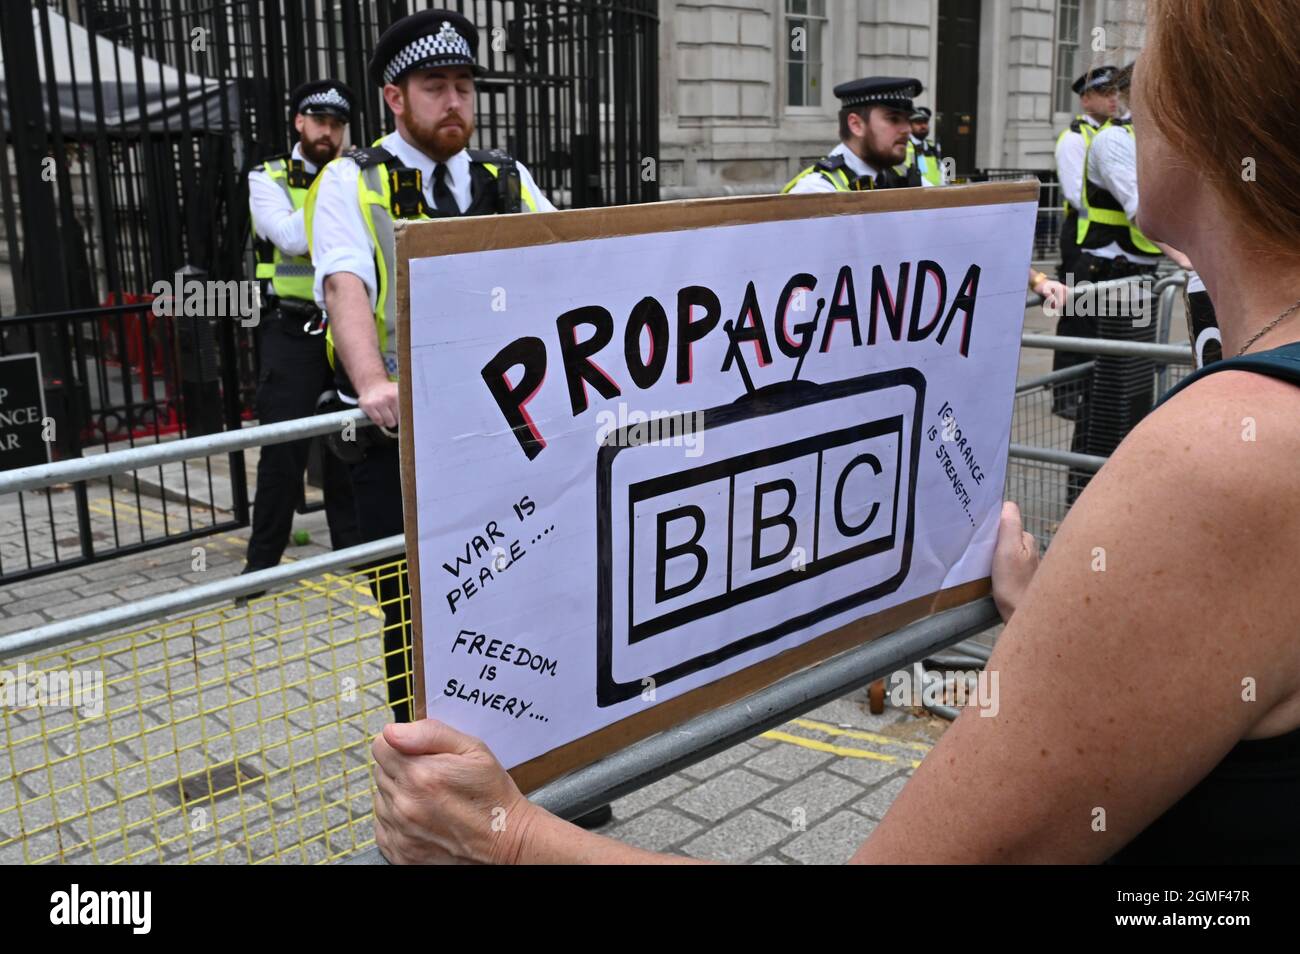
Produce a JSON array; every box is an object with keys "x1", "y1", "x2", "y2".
[
  {"x1": 1080, "y1": 367, "x2": 1300, "y2": 521},
  {"x1": 1139, "y1": 368, "x2": 1300, "y2": 449}
]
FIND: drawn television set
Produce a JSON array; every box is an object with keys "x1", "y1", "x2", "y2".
[{"x1": 595, "y1": 367, "x2": 926, "y2": 707}]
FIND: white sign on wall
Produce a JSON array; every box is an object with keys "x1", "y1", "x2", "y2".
[{"x1": 403, "y1": 189, "x2": 1036, "y2": 772}]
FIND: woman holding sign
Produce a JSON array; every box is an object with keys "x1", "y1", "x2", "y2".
[{"x1": 371, "y1": 0, "x2": 1300, "y2": 864}]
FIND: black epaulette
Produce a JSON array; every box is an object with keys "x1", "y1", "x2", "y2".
[
  {"x1": 467, "y1": 148, "x2": 515, "y2": 166},
  {"x1": 344, "y1": 145, "x2": 395, "y2": 170},
  {"x1": 257, "y1": 152, "x2": 315, "y2": 188},
  {"x1": 813, "y1": 153, "x2": 848, "y2": 175}
]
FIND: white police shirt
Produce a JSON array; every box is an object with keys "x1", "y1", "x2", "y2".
[
  {"x1": 248, "y1": 142, "x2": 315, "y2": 256},
  {"x1": 787, "y1": 141, "x2": 933, "y2": 195},
  {"x1": 909, "y1": 133, "x2": 941, "y2": 153},
  {"x1": 311, "y1": 130, "x2": 556, "y2": 309},
  {"x1": 1084, "y1": 120, "x2": 1161, "y2": 265},
  {"x1": 1054, "y1": 115, "x2": 1103, "y2": 212}
]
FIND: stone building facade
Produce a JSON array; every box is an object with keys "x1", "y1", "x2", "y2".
[{"x1": 657, "y1": 0, "x2": 1147, "y2": 195}]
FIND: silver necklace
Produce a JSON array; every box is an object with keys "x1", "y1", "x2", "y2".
[{"x1": 1236, "y1": 298, "x2": 1300, "y2": 356}]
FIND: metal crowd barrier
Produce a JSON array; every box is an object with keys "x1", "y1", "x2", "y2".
[
  {"x1": 1, "y1": 410, "x2": 408, "y2": 864},
  {"x1": 1, "y1": 294, "x2": 1195, "y2": 863},
  {"x1": 0, "y1": 542, "x2": 407, "y2": 864},
  {"x1": 1014, "y1": 271, "x2": 1193, "y2": 546}
]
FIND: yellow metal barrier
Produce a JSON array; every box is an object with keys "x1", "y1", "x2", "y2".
[{"x1": 0, "y1": 559, "x2": 411, "y2": 864}]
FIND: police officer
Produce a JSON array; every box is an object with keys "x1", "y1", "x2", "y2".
[
  {"x1": 307, "y1": 10, "x2": 554, "y2": 728},
  {"x1": 906, "y1": 106, "x2": 945, "y2": 186},
  {"x1": 242, "y1": 80, "x2": 361, "y2": 582},
  {"x1": 1049, "y1": 66, "x2": 1118, "y2": 419},
  {"x1": 1069, "y1": 63, "x2": 1180, "y2": 501},
  {"x1": 1054, "y1": 65, "x2": 1119, "y2": 283},
  {"x1": 783, "y1": 77, "x2": 931, "y2": 194},
  {"x1": 1076, "y1": 64, "x2": 1167, "y2": 283}
]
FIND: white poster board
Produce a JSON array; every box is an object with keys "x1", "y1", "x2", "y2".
[{"x1": 398, "y1": 183, "x2": 1037, "y2": 783}]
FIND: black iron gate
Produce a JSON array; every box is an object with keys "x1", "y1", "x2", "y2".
[{"x1": 0, "y1": 0, "x2": 659, "y2": 582}]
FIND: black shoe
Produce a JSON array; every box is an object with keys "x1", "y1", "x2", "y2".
[
  {"x1": 234, "y1": 565, "x2": 271, "y2": 606},
  {"x1": 571, "y1": 804, "x2": 613, "y2": 829}
]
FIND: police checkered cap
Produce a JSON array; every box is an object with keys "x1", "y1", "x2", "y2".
[
  {"x1": 368, "y1": 10, "x2": 483, "y2": 87},
  {"x1": 300, "y1": 88, "x2": 348, "y2": 112},
  {"x1": 289, "y1": 79, "x2": 355, "y2": 119},
  {"x1": 833, "y1": 77, "x2": 923, "y2": 111},
  {"x1": 1073, "y1": 65, "x2": 1118, "y2": 95}
]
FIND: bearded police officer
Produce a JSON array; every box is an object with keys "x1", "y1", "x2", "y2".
[
  {"x1": 783, "y1": 77, "x2": 931, "y2": 194},
  {"x1": 906, "y1": 106, "x2": 945, "y2": 186},
  {"x1": 307, "y1": 10, "x2": 554, "y2": 728},
  {"x1": 242, "y1": 80, "x2": 360, "y2": 584}
]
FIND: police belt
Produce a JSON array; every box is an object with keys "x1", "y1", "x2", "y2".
[{"x1": 265, "y1": 295, "x2": 325, "y2": 336}]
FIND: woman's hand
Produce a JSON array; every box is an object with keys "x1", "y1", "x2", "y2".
[
  {"x1": 371, "y1": 719, "x2": 539, "y2": 865},
  {"x1": 1032, "y1": 275, "x2": 1070, "y2": 315},
  {"x1": 991, "y1": 501, "x2": 1039, "y2": 622}
]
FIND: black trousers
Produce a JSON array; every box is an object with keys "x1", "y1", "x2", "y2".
[
  {"x1": 1050, "y1": 211, "x2": 1090, "y2": 415},
  {"x1": 347, "y1": 439, "x2": 413, "y2": 723},
  {"x1": 246, "y1": 313, "x2": 360, "y2": 569},
  {"x1": 1056, "y1": 209, "x2": 1081, "y2": 284},
  {"x1": 1065, "y1": 253, "x2": 1160, "y2": 504}
]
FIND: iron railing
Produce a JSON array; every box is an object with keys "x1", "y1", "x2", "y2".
[{"x1": 0, "y1": 1, "x2": 660, "y2": 581}]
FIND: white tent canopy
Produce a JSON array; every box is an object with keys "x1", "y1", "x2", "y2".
[{"x1": 0, "y1": 8, "x2": 238, "y2": 134}]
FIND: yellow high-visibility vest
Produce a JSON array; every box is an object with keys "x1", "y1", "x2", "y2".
[
  {"x1": 251, "y1": 156, "x2": 316, "y2": 302},
  {"x1": 1077, "y1": 121, "x2": 1160, "y2": 256},
  {"x1": 304, "y1": 142, "x2": 539, "y2": 375}
]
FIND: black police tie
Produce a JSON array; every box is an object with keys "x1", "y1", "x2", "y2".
[{"x1": 432, "y1": 162, "x2": 460, "y2": 217}]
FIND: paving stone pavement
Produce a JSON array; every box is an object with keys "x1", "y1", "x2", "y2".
[{"x1": 600, "y1": 692, "x2": 953, "y2": 864}]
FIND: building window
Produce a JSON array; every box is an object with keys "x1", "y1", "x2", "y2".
[
  {"x1": 1053, "y1": 0, "x2": 1082, "y2": 113},
  {"x1": 785, "y1": 0, "x2": 825, "y2": 107}
]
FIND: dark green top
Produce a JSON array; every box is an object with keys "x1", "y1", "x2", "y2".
[{"x1": 1156, "y1": 340, "x2": 1300, "y2": 408}]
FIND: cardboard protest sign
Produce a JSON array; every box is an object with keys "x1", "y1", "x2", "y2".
[{"x1": 397, "y1": 182, "x2": 1037, "y2": 791}]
